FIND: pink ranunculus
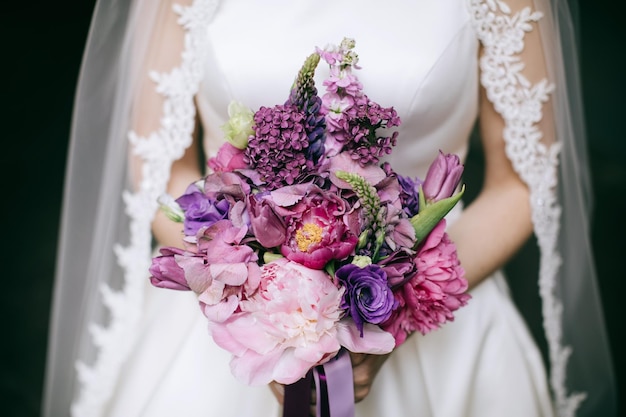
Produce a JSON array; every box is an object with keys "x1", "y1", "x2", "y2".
[
  {"x1": 280, "y1": 187, "x2": 358, "y2": 269},
  {"x1": 381, "y1": 220, "x2": 470, "y2": 346},
  {"x1": 209, "y1": 258, "x2": 394, "y2": 386},
  {"x1": 208, "y1": 142, "x2": 249, "y2": 172}
]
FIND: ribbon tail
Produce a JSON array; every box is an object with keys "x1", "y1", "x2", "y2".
[
  {"x1": 314, "y1": 350, "x2": 355, "y2": 417},
  {"x1": 283, "y1": 370, "x2": 313, "y2": 417}
]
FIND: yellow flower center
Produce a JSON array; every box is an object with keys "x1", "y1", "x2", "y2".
[{"x1": 295, "y1": 223, "x2": 324, "y2": 252}]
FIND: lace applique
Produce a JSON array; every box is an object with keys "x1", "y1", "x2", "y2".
[
  {"x1": 71, "y1": 1, "x2": 218, "y2": 416},
  {"x1": 468, "y1": 1, "x2": 586, "y2": 416}
]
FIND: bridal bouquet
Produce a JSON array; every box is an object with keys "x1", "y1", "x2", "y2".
[{"x1": 149, "y1": 38, "x2": 470, "y2": 409}]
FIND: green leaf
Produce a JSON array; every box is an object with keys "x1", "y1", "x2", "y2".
[{"x1": 410, "y1": 184, "x2": 465, "y2": 244}]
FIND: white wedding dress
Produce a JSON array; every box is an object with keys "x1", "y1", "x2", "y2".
[{"x1": 101, "y1": 1, "x2": 555, "y2": 416}]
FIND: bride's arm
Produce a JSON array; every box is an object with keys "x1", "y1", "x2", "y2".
[
  {"x1": 350, "y1": 0, "x2": 556, "y2": 403},
  {"x1": 449, "y1": 0, "x2": 553, "y2": 289},
  {"x1": 447, "y1": 65, "x2": 536, "y2": 289},
  {"x1": 151, "y1": 114, "x2": 204, "y2": 248},
  {"x1": 126, "y1": 0, "x2": 208, "y2": 249}
]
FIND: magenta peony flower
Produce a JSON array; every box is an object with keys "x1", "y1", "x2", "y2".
[
  {"x1": 381, "y1": 220, "x2": 470, "y2": 346},
  {"x1": 280, "y1": 188, "x2": 358, "y2": 269},
  {"x1": 209, "y1": 258, "x2": 395, "y2": 386},
  {"x1": 422, "y1": 150, "x2": 464, "y2": 202}
]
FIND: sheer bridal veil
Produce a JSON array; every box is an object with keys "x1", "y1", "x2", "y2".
[{"x1": 43, "y1": 0, "x2": 617, "y2": 416}]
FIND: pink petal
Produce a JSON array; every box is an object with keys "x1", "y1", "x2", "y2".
[
  {"x1": 201, "y1": 294, "x2": 239, "y2": 322},
  {"x1": 270, "y1": 183, "x2": 311, "y2": 206},
  {"x1": 208, "y1": 316, "x2": 248, "y2": 356},
  {"x1": 271, "y1": 349, "x2": 318, "y2": 385},
  {"x1": 329, "y1": 152, "x2": 387, "y2": 188},
  {"x1": 175, "y1": 255, "x2": 211, "y2": 293},
  {"x1": 223, "y1": 316, "x2": 280, "y2": 355},
  {"x1": 210, "y1": 263, "x2": 249, "y2": 286},
  {"x1": 230, "y1": 348, "x2": 283, "y2": 386},
  {"x1": 336, "y1": 319, "x2": 395, "y2": 354}
]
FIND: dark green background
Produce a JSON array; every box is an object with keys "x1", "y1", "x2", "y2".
[{"x1": 2, "y1": 1, "x2": 624, "y2": 416}]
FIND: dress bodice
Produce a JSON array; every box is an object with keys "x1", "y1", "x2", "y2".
[{"x1": 197, "y1": 0, "x2": 479, "y2": 178}]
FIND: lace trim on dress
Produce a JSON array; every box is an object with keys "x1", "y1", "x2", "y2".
[
  {"x1": 468, "y1": 1, "x2": 586, "y2": 416},
  {"x1": 70, "y1": 1, "x2": 218, "y2": 416}
]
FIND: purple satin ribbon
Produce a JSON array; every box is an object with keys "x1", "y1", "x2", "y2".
[
  {"x1": 283, "y1": 350, "x2": 354, "y2": 417},
  {"x1": 314, "y1": 350, "x2": 354, "y2": 417}
]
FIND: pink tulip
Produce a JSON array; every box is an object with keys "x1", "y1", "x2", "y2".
[
  {"x1": 422, "y1": 150, "x2": 464, "y2": 202},
  {"x1": 149, "y1": 247, "x2": 192, "y2": 291}
]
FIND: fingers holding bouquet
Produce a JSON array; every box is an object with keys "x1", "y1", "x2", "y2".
[{"x1": 268, "y1": 350, "x2": 389, "y2": 414}]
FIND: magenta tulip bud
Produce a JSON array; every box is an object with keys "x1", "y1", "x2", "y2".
[{"x1": 422, "y1": 151, "x2": 464, "y2": 202}]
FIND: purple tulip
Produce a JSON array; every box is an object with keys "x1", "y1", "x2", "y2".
[
  {"x1": 336, "y1": 263, "x2": 397, "y2": 336},
  {"x1": 248, "y1": 195, "x2": 287, "y2": 248},
  {"x1": 149, "y1": 247, "x2": 191, "y2": 291},
  {"x1": 378, "y1": 248, "x2": 418, "y2": 288},
  {"x1": 422, "y1": 151, "x2": 464, "y2": 202}
]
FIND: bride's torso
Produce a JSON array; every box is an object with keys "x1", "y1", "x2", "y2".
[{"x1": 196, "y1": 0, "x2": 479, "y2": 179}]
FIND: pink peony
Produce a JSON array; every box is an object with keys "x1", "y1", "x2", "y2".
[
  {"x1": 209, "y1": 258, "x2": 395, "y2": 386},
  {"x1": 381, "y1": 220, "x2": 470, "y2": 346},
  {"x1": 280, "y1": 187, "x2": 358, "y2": 269}
]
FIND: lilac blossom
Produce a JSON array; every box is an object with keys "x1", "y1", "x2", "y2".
[{"x1": 244, "y1": 105, "x2": 314, "y2": 190}]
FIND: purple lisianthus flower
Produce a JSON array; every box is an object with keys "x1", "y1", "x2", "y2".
[
  {"x1": 422, "y1": 150, "x2": 464, "y2": 202},
  {"x1": 336, "y1": 263, "x2": 397, "y2": 336},
  {"x1": 176, "y1": 183, "x2": 230, "y2": 236}
]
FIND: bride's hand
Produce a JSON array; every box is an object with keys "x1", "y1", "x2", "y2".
[
  {"x1": 349, "y1": 352, "x2": 390, "y2": 402},
  {"x1": 267, "y1": 352, "x2": 391, "y2": 407}
]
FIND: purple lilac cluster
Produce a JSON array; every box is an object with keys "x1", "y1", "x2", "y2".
[
  {"x1": 243, "y1": 105, "x2": 313, "y2": 190},
  {"x1": 318, "y1": 39, "x2": 401, "y2": 165}
]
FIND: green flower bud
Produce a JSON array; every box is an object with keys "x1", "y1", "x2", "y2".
[
  {"x1": 220, "y1": 100, "x2": 255, "y2": 149},
  {"x1": 351, "y1": 255, "x2": 373, "y2": 268},
  {"x1": 263, "y1": 252, "x2": 284, "y2": 264},
  {"x1": 157, "y1": 194, "x2": 185, "y2": 223}
]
